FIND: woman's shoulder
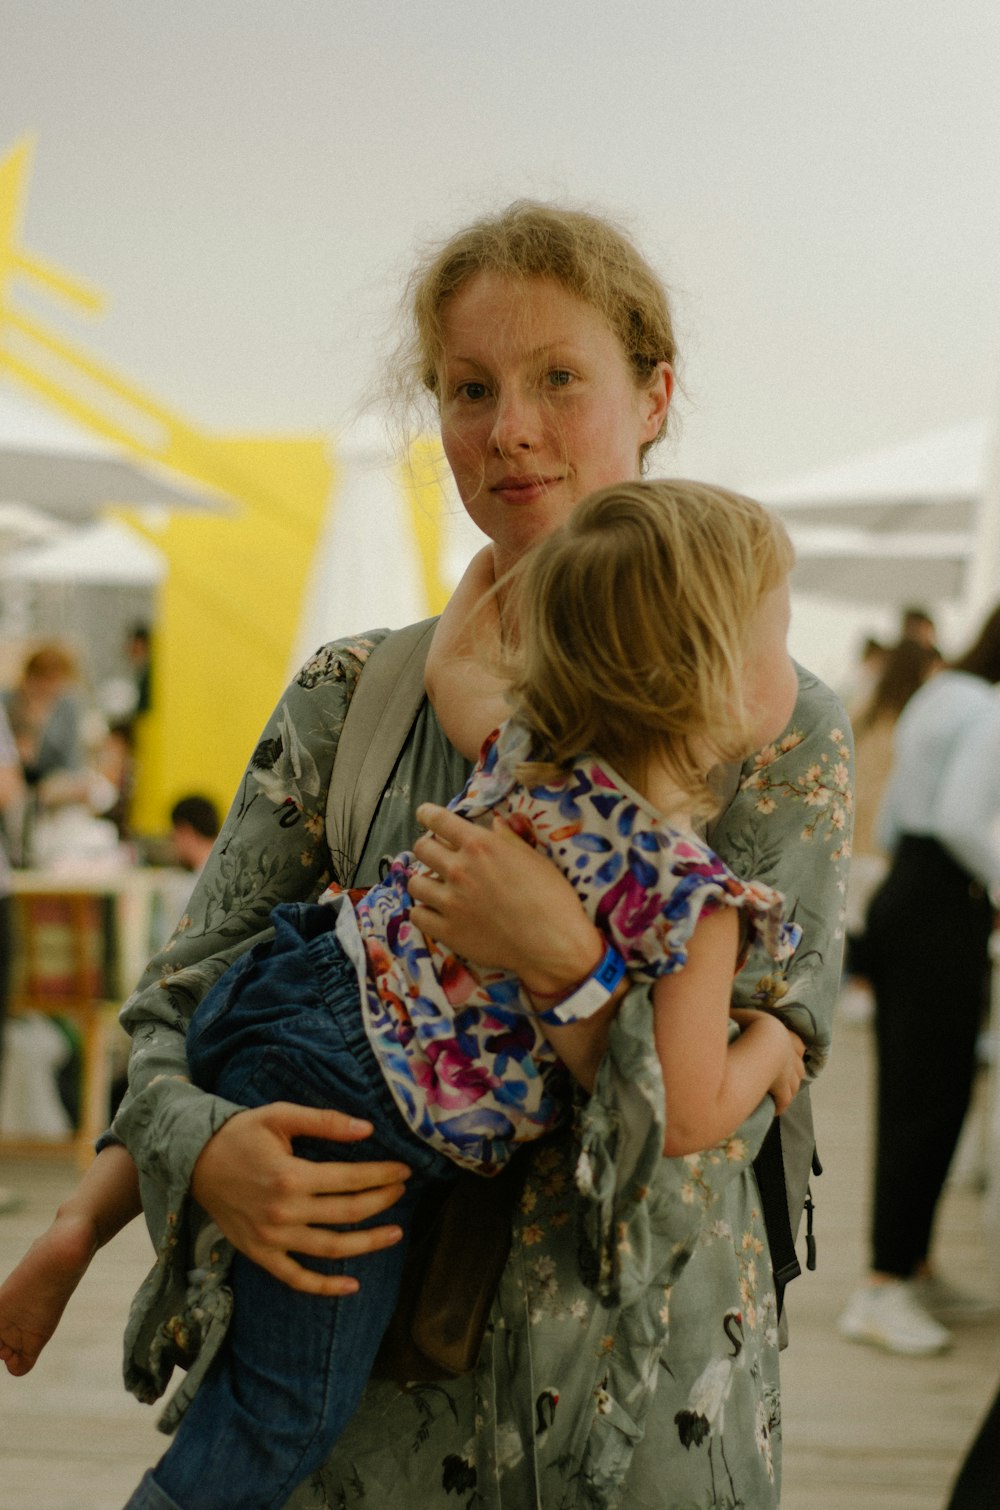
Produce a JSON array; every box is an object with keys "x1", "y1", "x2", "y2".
[
  {"x1": 790, "y1": 660, "x2": 851, "y2": 734},
  {"x1": 292, "y1": 627, "x2": 394, "y2": 693}
]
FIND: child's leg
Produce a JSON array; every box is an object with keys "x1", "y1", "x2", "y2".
[
  {"x1": 0, "y1": 1141, "x2": 141, "y2": 1376},
  {"x1": 127, "y1": 902, "x2": 451, "y2": 1510},
  {"x1": 128, "y1": 1164, "x2": 426, "y2": 1510}
]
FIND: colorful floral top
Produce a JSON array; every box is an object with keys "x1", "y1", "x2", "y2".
[
  {"x1": 112, "y1": 632, "x2": 852, "y2": 1510},
  {"x1": 349, "y1": 719, "x2": 800, "y2": 1172}
]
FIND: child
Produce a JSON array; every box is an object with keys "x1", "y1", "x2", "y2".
[{"x1": 6, "y1": 480, "x2": 806, "y2": 1510}]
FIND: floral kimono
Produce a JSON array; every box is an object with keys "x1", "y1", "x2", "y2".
[{"x1": 113, "y1": 634, "x2": 852, "y2": 1510}]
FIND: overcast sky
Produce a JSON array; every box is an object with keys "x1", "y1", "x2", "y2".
[{"x1": 2, "y1": 1, "x2": 999, "y2": 500}]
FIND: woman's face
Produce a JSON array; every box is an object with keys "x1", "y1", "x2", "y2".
[{"x1": 437, "y1": 273, "x2": 672, "y2": 573}]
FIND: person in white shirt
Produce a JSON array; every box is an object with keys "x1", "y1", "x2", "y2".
[{"x1": 839, "y1": 602, "x2": 1000, "y2": 1355}]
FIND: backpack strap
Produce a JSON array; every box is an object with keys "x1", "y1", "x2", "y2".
[{"x1": 325, "y1": 617, "x2": 438, "y2": 886}]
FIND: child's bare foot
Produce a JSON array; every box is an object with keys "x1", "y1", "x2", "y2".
[{"x1": 0, "y1": 1209, "x2": 99, "y2": 1376}]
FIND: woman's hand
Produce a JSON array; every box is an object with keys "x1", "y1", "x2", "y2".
[
  {"x1": 409, "y1": 802, "x2": 602, "y2": 995},
  {"x1": 191, "y1": 1104, "x2": 411, "y2": 1296}
]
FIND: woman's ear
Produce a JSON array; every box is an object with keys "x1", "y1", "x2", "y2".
[{"x1": 641, "y1": 362, "x2": 674, "y2": 441}]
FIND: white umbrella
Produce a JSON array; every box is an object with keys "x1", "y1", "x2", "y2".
[
  {"x1": 0, "y1": 500, "x2": 67, "y2": 551},
  {"x1": 755, "y1": 419, "x2": 992, "y2": 613},
  {"x1": 0, "y1": 382, "x2": 233, "y2": 520},
  {"x1": 1, "y1": 516, "x2": 165, "y2": 585}
]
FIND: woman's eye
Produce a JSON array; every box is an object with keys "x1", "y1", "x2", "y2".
[
  {"x1": 546, "y1": 369, "x2": 574, "y2": 388},
  {"x1": 456, "y1": 381, "x2": 489, "y2": 401}
]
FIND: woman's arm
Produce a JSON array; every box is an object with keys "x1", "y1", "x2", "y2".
[
  {"x1": 113, "y1": 633, "x2": 412, "y2": 1290},
  {"x1": 423, "y1": 547, "x2": 509, "y2": 761},
  {"x1": 934, "y1": 705, "x2": 1000, "y2": 893}
]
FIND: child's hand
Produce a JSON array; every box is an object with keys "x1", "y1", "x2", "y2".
[
  {"x1": 729, "y1": 1007, "x2": 807, "y2": 1114},
  {"x1": 767, "y1": 1029, "x2": 807, "y2": 1114}
]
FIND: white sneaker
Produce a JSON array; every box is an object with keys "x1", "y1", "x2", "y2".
[
  {"x1": 837, "y1": 980, "x2": 875, "y2": 1024},
  {"x1": 911, "y1": 1274, "x2": 998, "y2": 1323},
  {"x1": 838, "y1": 1281, "x2": 952, "y2": 1355}
]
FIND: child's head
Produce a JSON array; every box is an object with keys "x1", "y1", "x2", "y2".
[{"x1": 506, "y1": 478, "x2": 795, "y2": 814}]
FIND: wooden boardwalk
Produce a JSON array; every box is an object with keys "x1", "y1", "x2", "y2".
[{"x1": 1, "y1": 1013, "x2": 998, "y2": 1508}]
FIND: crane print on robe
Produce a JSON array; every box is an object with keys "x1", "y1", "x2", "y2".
[
  {"x1": 674, "y1": 1308, "x2": 745, "y2": 1506},
  {"x1": 228, "y1": 702, "x2": 323, "y2": 843}
]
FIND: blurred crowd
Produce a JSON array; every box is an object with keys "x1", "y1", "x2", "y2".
[{"x1": 0, "y1": 627, "x2": 219, "y2": 1157}]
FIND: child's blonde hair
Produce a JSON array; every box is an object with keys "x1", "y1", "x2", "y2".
[{"x1": 506, "y1": 479, "x2": 794, "y2": 814}]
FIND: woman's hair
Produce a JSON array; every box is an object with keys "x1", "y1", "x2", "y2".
[
  {"x1": 398, "y1": 200, "x2": 677, "y2": 462},
  {"x1": 504, "y1": 479, "x2": 794, "y2": 814},
  {"x1": 951, "y1": 601, "x2": 1000, "y2": 684},
  {"x1": 22, "y1": 643, "x2": 78, "y2": 685},
  {"x1": 854, "y1": 638, "x2": 940, "y2": 733}
]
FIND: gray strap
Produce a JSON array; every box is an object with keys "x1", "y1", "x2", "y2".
[{"x1": 325, "y1": 617, "x2": 438, "y2": 885}]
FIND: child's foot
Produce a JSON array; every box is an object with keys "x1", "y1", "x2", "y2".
[{"x1": 0, "y1": 1210, "x2": 99, "y2": 1375}]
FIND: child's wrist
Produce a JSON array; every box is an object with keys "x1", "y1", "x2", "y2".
[{"x1": 521, "y1": 938, "x2": 607, "y2": 1003}]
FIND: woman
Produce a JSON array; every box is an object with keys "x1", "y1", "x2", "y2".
[
  {"x1": 840, "y1": 638, "x2": 940, "y2": 1014},
  {"x1": 2, "y1": 202, "x2": 851, "y2": 1507},
  {"x1": 840, "y1": 603, "x2": 1000, "y2": 1358}
]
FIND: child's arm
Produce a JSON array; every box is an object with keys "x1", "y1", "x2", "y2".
[
  {"x1": 652, "y1": 907, "x2": 806, "y2": 1156},
  {"x1": 522, "y1": 944, "x2": 631, "y2": 1092},
  {"x1": 425, "y1": 547, "x2": 509, "y2": 761}
]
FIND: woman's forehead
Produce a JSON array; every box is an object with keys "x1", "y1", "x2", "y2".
[{"x1": 439, "y1": 271, "x2": 618, "y2": 361}]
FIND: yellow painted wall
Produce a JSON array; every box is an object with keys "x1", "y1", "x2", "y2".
[
  {"x1": 2, "y1": 138, "x2": 333, "y2": 834},
  {"x1": 123, "y1": 437, "x2": 333, "y2": 833}
]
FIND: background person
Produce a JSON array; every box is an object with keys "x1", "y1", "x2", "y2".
[
  {"x1": 899, "y1": 604, "x2": 938, "y2": 652},
  {"x1": 839, "y1": 602, "x2": 1000, "y2": 1356},
  {"x1": 0, "y1": 202, "x2": 851, "y2": 1509},
  {"x1": 839, "y1": 638, "x2": 941, "y2": 1021},
  {"x1": 169, "y1": 795, "x2": 220, "y2": 874}
]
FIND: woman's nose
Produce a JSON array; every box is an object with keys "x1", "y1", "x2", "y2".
[{"x1": 490, "y1": 390, "x2": 541, "y2": 454}]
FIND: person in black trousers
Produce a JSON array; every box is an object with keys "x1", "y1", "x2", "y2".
[{"x1": 839, "y1": 604, "x2": 1000, "y2": 1355}]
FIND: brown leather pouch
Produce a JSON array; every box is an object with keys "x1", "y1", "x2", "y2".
[{"x1": 372, "y1": 1159, "x2": 526, "y2": 1385}]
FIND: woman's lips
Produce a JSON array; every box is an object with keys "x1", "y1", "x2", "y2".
[{"x1": 490, "y1": 474, "x2": 563, "y2": 505}]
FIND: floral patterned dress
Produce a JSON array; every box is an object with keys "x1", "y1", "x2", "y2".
[
  {"x1": 351, "y1": 717, "x2": 800, "y2": 1174},
  {"x1": 112, "y1": 634, "x2": 852, "y2": 1510}
]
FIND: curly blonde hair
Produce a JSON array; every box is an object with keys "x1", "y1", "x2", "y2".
[{"x1": 505, "y1": 479, "x2": 793, "y2": 814}]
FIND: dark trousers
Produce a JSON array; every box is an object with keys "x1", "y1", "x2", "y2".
[
  {"x1": 864, "y1": 836, "x2": 992, "y2": 1277},
  {"x1": 947, "y1": 1379, "x2": 1000, "y2": 1507}
]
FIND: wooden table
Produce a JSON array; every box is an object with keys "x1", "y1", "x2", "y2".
[{"x1": 3, "y1": 865, "x2": 190, "y2": 1163}]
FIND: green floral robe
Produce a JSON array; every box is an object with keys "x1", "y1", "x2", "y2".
[{"x1": 112, "y1": 633, "x2": 852, "y2": 1510}]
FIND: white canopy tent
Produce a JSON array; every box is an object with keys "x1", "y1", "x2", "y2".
[
  {"x1": 752, "y1": 417, "x2": 999, "y2": 682},
  {"x1": 0, "y1": 381, "x2": 234, "y2": 524},
  {"x1": 290, "y1": 416, "x2": 486, "y2": 673},
  {"x1": 0, "y1": 517, "x2": 165, "y2": 586},
  {"x1": 756, "y1": 418, "x2": 995, "y2": 622}
]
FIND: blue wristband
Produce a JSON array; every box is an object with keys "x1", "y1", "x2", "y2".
[{"x1": 534, "y1": 941, "x2": 627, "y2": 1026}]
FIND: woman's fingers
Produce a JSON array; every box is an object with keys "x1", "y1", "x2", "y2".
[
  {"x1": 191, "y1": 1103, "x2": 412, "y2": 1276},
  {"x1": 412, "y1": 809, "x2": 600, "y2": 991}
]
